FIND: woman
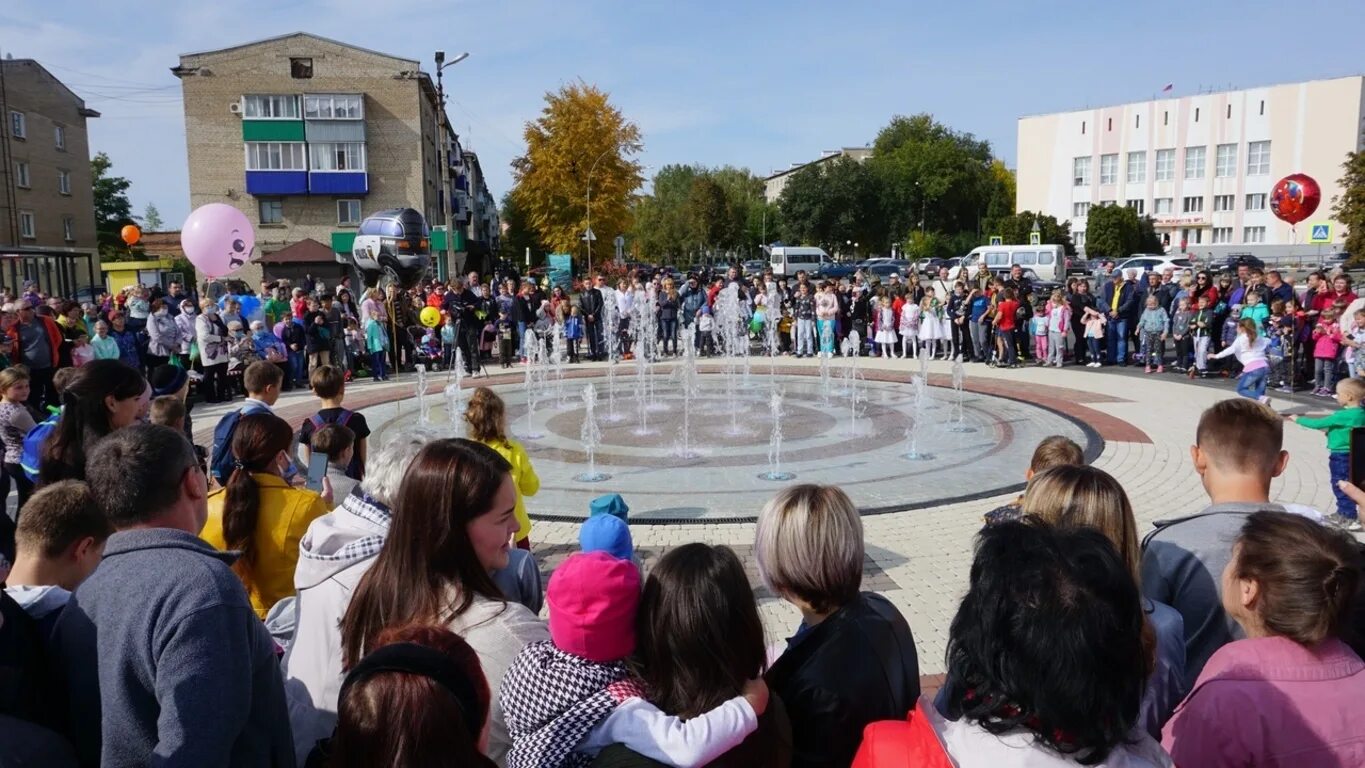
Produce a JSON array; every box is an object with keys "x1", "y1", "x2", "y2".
[
  {"x1": 657, "y1": 284, "x2": 680, "y2": 356},
  {"x1": 1067, "y1": 279, "x2": 1097, "y2": 364},
  {"x1": 1191, "y1": 270, "x2": 1218, "y2": 307},
  {"x1": 144, "y1": 298, "x2": 181, "y2": 371},
  {"x1": 196, "y1": 298, "x2": 231, "y2": 403},
  {"x1": 906, "y1": 273, "x2": 925, "y2": 306},
  {"x1": 106, "y1": 312, "x2": 142, "y2": 371},
  {"x1": 1020, "y1": 465, "x2": 1186, "y2": 738},
  {"x1": 549, "y1": 285, "x2": 569, "y2": 324},
  {"x1": 252, "y1": 320, "x2": 291, "y2": 389},
  {"x1": 359, "y1": 287, "x2": 386, "y2": 326},
  {"x1": 339, "y1": 438, "x2": 548, "y2": 763},
  {"x1": 592, "y1": 543, "x2": 792, "y2": 767},
  {"x1": 464, "y1": 387, "x2": 538, "y2": 549},
  {"x1": 173, "y1": 299, "x2": 197, "y2": 369},
  {"x1": 320, "y1": 624, "x2": 496, "y2": 768},
  {"x1": 336, "y1": 288, "x2": 359, "y2": 325},
  {"x1": 1162, "y1": 511, "x2": 1365, "y2": 765},
  {"x1": 200, "y1": 412, "x2": 329, "y2": 618},
  {"x1": 38, "y1": 360, "x2": 148, "y2": 484},
  {"x1": 362, "y1": 290, "x2": 391, "y2": 382},
  {"x1": 756, "y1": 484, "x2": 919, "y2": 768}
]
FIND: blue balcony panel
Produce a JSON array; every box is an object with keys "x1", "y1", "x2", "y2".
[
  {"x1": 245, "y1": 171, "x2": 308, "y2": 195},
  {"x1": 309, "y1": 172, "x2": 369, "y2": 195}
]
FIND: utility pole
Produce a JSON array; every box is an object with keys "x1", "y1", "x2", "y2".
[
  {"x1": 433, "y1": 50, "x2": 469, "y2": 279},
  {"x1": 585, "y1": 145, "x2": 616, "y2": 275}
]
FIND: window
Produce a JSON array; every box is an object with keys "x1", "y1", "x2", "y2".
[
  {"x1": 1099, "y1": 154, "x2": 1118, "y2": 185},
  {"x1": 15, "y1": 161, "x2": 30, "y2": 188},
  {"x1": 1245, "y1": 193, "x2": 1267, "y2": 211},
  {"x1": 242, "y1": 95, "x2": 300, "y2": 119},
  {"x1": 57, "y1": 169, "x2": 71, "y2": 195},
  {"x1": 1073, "y1": 202, "x2": 1091, "y2": 218},
  {"x1": 1074, "y1": 231, "x2": 1086, "y2": 248},
  {"x1": 1126, "y1": 199, "x2": 1145, "y2": 215},
  {"x1": 258, "y1": 199, "x2": 284, "y2": 225},
  {"x1": 290, "y1": 57, "x2": 314, "y2": 79},
  {"x1": 1155, "y1": 197, "x2": 1173, "y2": 214},
  {"x1": 1212, "y1": 194, "x2": 1235, "y2": 212},
  {"x1": 245, "y1": 142, "x2": 306, "y2": 170},
  {"x1": 1126, "y1": 151, "x2": 1146, "y2": 183},
  {"x1": 1135, "y1": 114, "x2": 1141, "y2": 128},
  {"x1": 1163, "y1": 110, "x2": 1169, "y2": 126},
  {"x1": 1107, "y1": 118, "x2": 1112, "y2": 132},
  {"x1": 1081, "y1": 121, "x2": 1086, "y2": 135},
  {"x1": 1183, "y1": 196, "x2": 1204, "y2": 213},
  {"x1": 1155, "y1": 149, "x2": 1175, "y2": 181},
  {"x1": 1099, "y1": 199, "x2": 1116, "y2": 207},
  {"x1": 1247, "y1": 141, "x2": 1270, "y2": 175},
  {"x1": 1259, "y1": 100, "x2": 1265, "y2": 116},
  {"x1": 1215, "y1": 144, "x2": 1237, "y2": 177},
  {"x1": 337, "y1": 199, "x2": 361, "y2": 225},
  {"x1": 53, "y1": 124, "x2": 65, "y2": 150},
  {"x1": 309, "y1": 142, "x2": 366, "y2": 171},
  {"x1": 18, "y1": 211, "x2": 34, "y2": 239},
  {"x1": 1182, "y1": 228, "x2": 1203, "y2": 246},
  {"x1": 1211, "y1": 227, "x2": 1234, "y2": 243},
  {"x1": 9, "y1": 111, "x2": 25, "y2": 139},
  {"x1": 1184, "y1": 146, "x2": 1206, "y2": 179},
  {"x1": 1244, "y1": 226, "x2": 1266, "y2": 243},
  {"x1": 304, "y1": 95, "x2": 363, "y2": 120},
  {"x1": 62, "y1": 216, "x2": 75, "y2": 242},
  {"x1": 1073, "y1": 156, "x2": 1091, "y2": 186},
  {"x1": 1194, "y1": 107, "x2": 1200, "y2": 122}
]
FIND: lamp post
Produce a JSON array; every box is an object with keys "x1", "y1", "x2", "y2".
[
  {"x1": 585, "y1": 145, "x2": 617, "y2": 276},
  {"x1": 433, "y1": 50, "x2": 469, "y2": 278}
]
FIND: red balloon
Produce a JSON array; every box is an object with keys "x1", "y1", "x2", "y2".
[{"x1": 1269, "y1": 173, "x2": 1321, "y2": 226}]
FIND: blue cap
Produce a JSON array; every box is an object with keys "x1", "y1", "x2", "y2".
[
  {"x1": 589, "y1": 493, "x2": 629, "y2": 522},
  {"x1": 579, "y1": 514, "x2": 634, "y2": 562}
]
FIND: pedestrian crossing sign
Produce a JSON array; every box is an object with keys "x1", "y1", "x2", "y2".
[
  {"x1": 989, "y1": 235, "x2": 1003, "y2": 246},
  {"x1": 1309, "y1": 223, "x2": 1332, "y2": 244},
  {"x1": 1029, "y1": 232, "x2": 1041, "y2": 245}
]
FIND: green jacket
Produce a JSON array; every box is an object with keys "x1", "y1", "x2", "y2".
[{"x1": 1297, "y1": 405, "x2": 1365, "y2": 452}]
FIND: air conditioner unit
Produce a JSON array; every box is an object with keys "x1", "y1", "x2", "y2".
[{"x1": 228, "y1": 102, "x2": 242, "y2": 115}]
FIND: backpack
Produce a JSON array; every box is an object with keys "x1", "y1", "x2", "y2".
[
  {"x1": 19, "y1": 411, "x2": 60, "y2": 483},
  {"x1": 210, "y1": 409, "x2": 245, "y2": 483},
  {"x1": 308, "y1": 409, "x2": 358, "y2": 478}
]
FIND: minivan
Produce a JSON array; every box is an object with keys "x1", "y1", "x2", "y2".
[
  {"x1": 768, "y1": 246, "x2": 830, "y2": 277},
  {"x1": 947, "y1": 244, "x2": 1068, "y2": 283},
  {"x1": 350, "y1": 208, "x2": 431, "y2": 289}
]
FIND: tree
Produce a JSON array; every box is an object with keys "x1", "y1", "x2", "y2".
[
  {"x1": 93, "y1": 151, "x2": 136, "y2": 258},
  {"x1": 1333, "y1": 150, "x2": 1365, "y2": 262},
  {"x1": 983, "y1": 210, "x2": 1075, "y2": 255},
  {"x1": 869, "y1": 114, "x2": 996, "y2": 240},
  {"x1": 498, "y1": 190, "x2": 546, "y2": 265},
  {"x1": 1136, "y1": 215, "x2": 1165, "y2": 254},
  {"x1": 632, "y1": 164, "x2": 700, "y2": 262},
  {"x1": 1084, "y1": 204, "x2": 1141, "y2": 261},
  {"x1": 510, "y1": 81, "x2": 643, "y2": 265},
  {"x1": 687, "y1": 176, "x2": 729, "y2": 253},
  {"x1": 777, "y1": 157, "x2": 882, "y2": 254},
  {"x1": 141, "y1": 203, "x2": 164, "y2": 233}
]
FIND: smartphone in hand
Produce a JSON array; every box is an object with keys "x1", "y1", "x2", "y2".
[{"x1": 305, "y1": 452, "x2": 329, "y2": 493}]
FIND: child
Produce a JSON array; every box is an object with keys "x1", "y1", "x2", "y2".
[
  {"x1": 1240, "y1": 290, "x2": 1269, "y2": 330},
  {"x1": 310, "y1": 422, "x2": 357, "y2": 506},
  {"x1": 1081, "y1": 306, "x2": 1107, "y2": 368},
  {"x1": 465, "y1": 387, "x2": 538, "y2": 548},
  {"x1": 697, "y1": 305, "x2": 715, "y2": 357},
  {"x1": 1344, "y1": 309, "x2": 1365, "y2": 380},
  {"x1": 1189, "y1": 295, "x2": 1213, "y2": 377},
  {"x1": 1312, "y1": 309, "x2": 1344, "y2": 396},
  {"x1": 897, "y1": 296, "x2": 920, "y2": 359},
  {"x1": 3, "y1": 480, "x2": 111, "y2": 638},
  {"x1": 298, "y1": 365, "x2": 369, "y2": 481},
  {"x1": 90, "y1": 321, "x2": 120, "y2": 361},
  {"x1": 919, "y1": 287, "x2": 945, "y2": 360},
  {"x1": 291, "y1": 287, "x2": 308, "y2": 323},
  {"x1": 1029, "y1": 301, "x2": 1048, "y2": 365},
  {"x1": 419, "y1": 327, "x2": 441, "y2": 364},
  {"x1": 149, "y1": 394, "x2": 186, "y2": 433},
  {"x1": 71, "y1": 334, "x2": 94, "y2": 367},
  {"x1": 1137, "y1": 295, "x2": 1169, "y2": 374},
  {"x1": 1170, "y1": 297, "x2": 1193, "y2": 373},
  {"x1": 1045, "y1": 290, "x2": 1070, "y2": 368},
  {"x1": 0, "y1": 367, "x2": 37, "y2": 549},
  {"x1": 873, "y1": 296, "x2": 897, "y2": 359},
  {"x1": 564, "y1": 306, "x2": 584, "y2": 363},
  {"x1": 1209, "y1": 318, "x2": 1272, "y2": 404},
  {"x1": 1291, "y1": 377, "x2": 1365, "y2": 530},
  {"x1": 440, "y1": 314, "x2": 459, "y2": 370},
  {"x1": 500, "y1": 551, "x2": 766, "y2": 767},
  {"x1": 498, "y1": 310, "x2": 516, "y2": 368},
  {"x1": 363, "y1": 308, "x2": 390, "y2": 383},
  {"x1": 1278, "y1": 297, "x2": 1302, "y2": 392}
]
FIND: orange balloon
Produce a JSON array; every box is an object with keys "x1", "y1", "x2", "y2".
[{"x1": 120, "y1": 224, "x2": 141, "y2": 246}]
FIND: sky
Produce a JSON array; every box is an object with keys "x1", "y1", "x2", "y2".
[{"x1": 4, "y1": 0, "x2": 1365, "y2": 228}]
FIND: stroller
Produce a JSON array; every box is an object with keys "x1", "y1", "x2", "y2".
[{"x1": 408, "y1": 326, "x2": 443, "y2": 371}]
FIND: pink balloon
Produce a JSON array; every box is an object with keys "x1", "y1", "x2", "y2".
[{"x1": 181, "y1": 203, "x2": 255, "y2": 278}]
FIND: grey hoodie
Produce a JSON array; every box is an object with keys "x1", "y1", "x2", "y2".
[{"x1": 52, "y1": 528, "x2": 293, "y2": 768}]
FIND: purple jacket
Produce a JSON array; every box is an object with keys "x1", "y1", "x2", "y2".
[{"x1": 1162, "y1": 636, "x2": 1365, "y2": 765}]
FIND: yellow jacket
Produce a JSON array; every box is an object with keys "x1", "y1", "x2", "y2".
[
  {"x1": 480, "y1": 437, "x2": 539, "y2": 542},
  {"x1": 200, "y1": 472, "x2": 330, "y2": 618}
]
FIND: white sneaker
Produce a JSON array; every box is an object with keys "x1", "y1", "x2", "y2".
[{"x1": 1258, "y1": 395, "x2": 1271, "y2": 406}]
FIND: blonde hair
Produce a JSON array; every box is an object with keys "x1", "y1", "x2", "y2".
[
  {"x1": 1337, "y1": 377, "x2": 1365, "y2": 404},
  {"x1": 1029, "y1": 435, "x2": 1084, "y2": 474},
  {"x1": 1021, "y1": 465, "x2": 1139, "y2": 582},
  {"x1": 755, "y1": 484, "x2": 863, "y2": 614},
  {"x1": 0, "y1": 364, "x2": 30, "y2": 396},
  {"x1": 464, "y1": 387, "x2": 508, "y2": 443}
]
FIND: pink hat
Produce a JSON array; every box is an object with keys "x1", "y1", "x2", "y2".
[{"x1": 547, "y1": 551, "x2": 640, "y2": 662}]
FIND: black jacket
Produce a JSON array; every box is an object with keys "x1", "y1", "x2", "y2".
[
  {"x1": 765, "y1": 592, "x2": 920, "y2": 768},
  {"x1": 579, "y1": 287, "x2": 604, "y2": 322}
]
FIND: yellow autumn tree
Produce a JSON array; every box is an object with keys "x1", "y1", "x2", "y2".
[{"x1": 510, "y1": 81, "x2": 643, "y2": 265}]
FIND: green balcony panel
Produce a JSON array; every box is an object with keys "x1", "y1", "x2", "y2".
[
  {"x1": 331, "y1": 232, "x2": 356, "y2": 255},
  {"x1": 242, "y1": 120, "x2": 306, "y2": 142}
]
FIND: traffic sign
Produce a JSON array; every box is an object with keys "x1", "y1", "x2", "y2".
[
  {"x1": 1309, "y1": 223, "x2": 1333, "y2": 244},
  {"x1": 1029, "y1": 232, "x2": 1041, "y2": 245},
  {"x1": 582, "y1": 228, "x2": 596, "y2": 242},
  {"x1": 989, "y1": 235, "x2": 1003, "y2": 246}
]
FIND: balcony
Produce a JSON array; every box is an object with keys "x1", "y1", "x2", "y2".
[
  {"x1": 309, "y1": 172, "x2": 368, "y2": 195},
  {"x1": 245, "y1": 171, "x2": 308, "y2": 195}
]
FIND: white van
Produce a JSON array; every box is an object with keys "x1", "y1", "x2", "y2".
[
  {"x1": 768, "y1": 246, "x2": 830, "y2": 276},
  {"x1": 947, "y1": 244, "x2": 1068, "y2": 282}
]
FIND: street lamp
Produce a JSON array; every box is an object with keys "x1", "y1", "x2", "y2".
[
  {"x1": 585, "y1": 145, "x2": 619, "y2": 276},
  {"x1": 433, "y1": 50, "x2": 470, "y2": 278}
]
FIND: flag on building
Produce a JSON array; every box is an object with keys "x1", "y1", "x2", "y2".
[{"x1": 1161, "y1": 83, "x2": 1173, "y2": 92}]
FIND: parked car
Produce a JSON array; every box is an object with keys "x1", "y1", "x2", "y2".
[
  {"x1": 916, "y1": 257, "x2": 954, "y2": 276},
  {"x1": 742, "y1": 259, "x2": 768, "y2": 277},
  {"x1": 1220, "y1": 253, "x2": 1265, "y2": 272},
  {"x1": 817, "y1": 261, "x2": 858, "y2": 280},
  {"x1": 350, "y1": 208, "x2": 431, "y2": 290},
  {"x1": 1114, "y1": 255, "x2": 1195, "y2": 279},
  {"x1": 985, "y1": 267, "x2": 1061, "y2": 297},
  {"x1": 865, "y1": 263, "x2": 908, "y2": 281}
]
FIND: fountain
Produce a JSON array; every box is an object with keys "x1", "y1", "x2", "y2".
[
  {"x1": 713, "y1": 284, "x2": 748, "y2": 436},
  {"x1": 444, "y1": 349, "x2": 465, "y2": 434},
  {"x1": 947, "y1": 354, "x2": 977, "y2": 433},
  {"x1": 574, "y1": 383, "x2": 610, "y2": 482},
  {"x1": 631, "y1": 333, "x2": 654, "y2": 436},
  {"x1": 818, "y1": 321, "x2": 834, "y2": 404},
  {"x1": 414, "y1": 363, "x2": 431, "y2": 425},
  {"x1": 757, "y1": 388, "x2": 795, "y2": 481},
  {"x1": 841, "y1": 331, "x2": 864, "y2": 437},
  {"x1": 902, "y1": 370, "x2": 935, "y2": 460},
  {"x1": 673, "y1": 337, "x2": 703, "y2": 459},
  {"x1": 551, "y1": 321, "x2": 569, "y2": 408},
  {"x1": 603, "y1": 286, "x2": 620, "y2": 363},
  {"x1": 519, "y1": 330, "x2": 544, "y2": 440},
  {"x1": 764, "y1": 283, "x2": 780, "y2": 387}
]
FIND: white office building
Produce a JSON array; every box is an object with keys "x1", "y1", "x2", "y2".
[{"x1": 1016, "y1": 75, "x2": 1364, "y2": 259}]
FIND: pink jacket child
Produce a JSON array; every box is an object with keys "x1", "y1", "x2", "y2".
[
  {"x1": 1162, "y1": 636, "x2": 1365, "y2": 766},
  {"x1": 1313, "y1": 318, "x2": 1343, "y2": 360}
]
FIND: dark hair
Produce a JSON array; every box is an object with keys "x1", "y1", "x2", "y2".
[
  {"x1": 312, "y1": 423, "x2": 356, "y2": 463},
  {"x1": 85, "y1": 424, "x2": 198, "y2": 528},
  {"x1": 15, "y1": 480, "x2": 112, "y2": 558},
  {"x1": 330, "y1": 624, "x2": 495, "y2": 768},
  {"x1": 223, "y1": 413, "x2": 294, "y2": 576},
  {"x1": 634, "y1": 544, "x2": 766, "y2": 719},
  {"x1": 310, "y1": 364, "x2": 345, "y2": 400},
  {"x1": 1234, "y1": 511, "x2": 1361, "y2": 646},
  {"x1": 945, "y1": 520, "x2": 1147, "y2": 765},
  {"x1": 341, "y1": 439, "x2": 512, "y2": 667},
  {"x1": 40, "y1": 360, "x2": 147, "y2": 484},
  {"x1": 243, "y1": 360, "x2": 283, "y2": 394}
]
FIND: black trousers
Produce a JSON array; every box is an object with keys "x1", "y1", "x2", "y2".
[
  {"x1": 201, "y1": 363, "x2": 227, "y2": 403},
  {"x1": 585, "y1": 318, "x2": 602, "y2": 360},
  {"x1": 459, "y1": 323, "x2": 481, "y2": 374},
  {"x1": 26, "y1": 366, "x2": 57, "y2": 411}
]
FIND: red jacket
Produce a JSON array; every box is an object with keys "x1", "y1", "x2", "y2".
[
  {"x1": 7, "y1": 315, "x2": 62, "y2": 368},
  {"x1": 851, "y1": 701, "x2": 953, "y2": 768}
]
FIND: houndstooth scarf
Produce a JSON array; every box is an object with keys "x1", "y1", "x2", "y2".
[{"x1": 500, "y1": 641, "x2": 644, "y2": 768}]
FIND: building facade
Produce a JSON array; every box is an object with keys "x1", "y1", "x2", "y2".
[
  {"x1": 763, "y1": 147, "x2": 873, "y2": 203},
  {"x1": 1016, "y1": 75, "x2": 1365, "y2": 259},
  {"x1": 0, "y1": 58, "x2": 101, "y2": 291},
  {"x1": 174, "y1": 32, "x2": 498, "y2": 286}
]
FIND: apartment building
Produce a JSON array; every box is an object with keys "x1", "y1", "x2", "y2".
[
  {"x1": 763, "y1": 147, "x2": 873, "y2": 203},
  {"x1": 1017, "y1": 75, "x2": 1365, "y2": 259}
]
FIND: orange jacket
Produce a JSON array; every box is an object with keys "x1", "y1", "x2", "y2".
[{"x1": 7, "y1": 315, "x2": 63, "y2": 369}]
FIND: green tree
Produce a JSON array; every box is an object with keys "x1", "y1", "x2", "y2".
[
  {"x1": 1333, "y1": 150, "x2": 1365, "y2": 262},
  {"x1": 1084, "y1": 204, "x2": 1141, "y2": 261},
  {"x1": 777, "y1": 157, "x2": 882, "y2": 254},
  {"x1": 983, "y1": 210, "x2": 1075, "y2": 255},
  {"x1": 1136, "y1": 215, "x2": 1165, "y2": 254},
  {"x1": 632, "y1": 164, "x2": 700, "y2": 262},
  {"x1": 141, "y1": 203, "x2": 164, "y2": 233},
  {"x1": 687, "y1": 176, "x2": 729, "y2": 254},
  {"x1": 93, "y1": 152, "x2": 137, "y2": 258},
  {"x1": 869, "y1": 114, "x2": 995, "y2": 240},
  {"x1": 498, "y1": 190, "x2": 546, "y2": 265}
]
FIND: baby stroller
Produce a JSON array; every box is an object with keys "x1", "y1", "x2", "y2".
[{"x1": 408, "y1": 325, "x2": 442, "y2": 371}]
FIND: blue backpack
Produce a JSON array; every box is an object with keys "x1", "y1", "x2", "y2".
[
  {"x1": 19, "y1": 410, "x2": 60, "y2": 483},
  {"x1": 209, "y1": 409, "x2": 245, "y2": 484}
]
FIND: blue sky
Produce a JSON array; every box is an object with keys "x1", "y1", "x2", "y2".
[{"x1": 4, "y1": 0, "x2": 1364, "y2": 227}]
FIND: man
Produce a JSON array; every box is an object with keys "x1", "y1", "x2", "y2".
[
  {"x1": 1140, "y1": 399, "x2": 1290, "y2": 689},
  {"x1": 1226, "y1": 263, "x2": 1252, "y2": 308},
  {"x1": 1091, "y1": 259, "x2": 1114, "y2": 293},
  {"x1": 1006, "y1": 264, "x2": 1032, "y2": 301},
  {"x1": 930, "y1": 267, "x2": 953, "y2": 301},
  {"x1": 54, "y1": 425, "x2": 293, "y2": 766},
  {"x1": 466, "y1": 271, "x2": 484, "y2": 298},
  {"x1": 1101, "y1": 270, "x2": 1136, "y2": 365},
  {"x1": 320, "y1": 293, "x2": 345, "y2": 370},
  {"x1": 164, "y1": 282, "x2": 189, "y2": 317},
  {"x1": 385, "y1": 284, "x2": 416, "y2": 372},
  {"x1": 7, "y1": 300, "x2": 62, "y2": 410},
  {"x1": 1265, "y1": 270, "x2": 1293, "y2": 305},
  {"x1": 452, "y1": 278, "x2": 485, "y2": 374},
  {"x1": 678, "y1": 275, "x2": 705, "y2": 342},
  {"x1": 725, "y1": 266, "x2": 741, "y2": 285},
  {"x1": 579, "y1": 275, "x2": 606, "y2": 361}
]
